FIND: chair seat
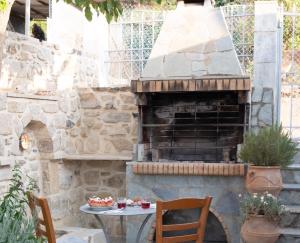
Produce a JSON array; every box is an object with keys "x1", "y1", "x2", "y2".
[{"x1": 57, "y1": 228, "x2": 106, "y2": 243}]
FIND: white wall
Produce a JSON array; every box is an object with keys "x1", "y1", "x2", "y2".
[{"x1": 47, "y1": 1, "x2": 110, "y2": 86}]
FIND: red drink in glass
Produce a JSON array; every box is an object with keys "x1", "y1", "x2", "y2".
[
  {"x1": 117, "y1": 202, "x2": 126, "y2": 209},
  {"x1": 141, "y1": 201, "x2": 150, "y2": 209}
]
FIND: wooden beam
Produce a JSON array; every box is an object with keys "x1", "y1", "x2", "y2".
[{"x1": 131, "y1": 77, "x2": 252, "y2": 93}]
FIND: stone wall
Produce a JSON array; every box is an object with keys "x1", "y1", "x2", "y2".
[
  {"x1": 1, "y1": 32, "x2": 99, "y2": 94},
  {"x1": 0, "y1": 32, "x2": 137, "y2": 238},
  {"x1": 0, "y1": 89, "x2": 135, "y2": 231},
  {"x1": 80, "y1": 160, "x2": 127, "y2": 240},
  {"x1": 66, "y1": 87, "x2": 138, "y2": 157},
  {"x1": 126, "y1": 163, "x2": 245, "y2": 243},
  {"x1": 251, "y1": 1, "x2": 279, "y2": 129},
  {"x1": 46, "y1": 159, "x2": 127, "y2": 237},
  {"x1": 0, "y1": 90, "x2": 83, "y2": 228}
]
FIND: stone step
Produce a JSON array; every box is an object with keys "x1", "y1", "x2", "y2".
[
  {"x1": 279, "y1": 184, "x2": 300, "y2": 206},
  {"x1": 280, "y1": 205, "x2": 300, "y2": 228},
  {"x1": 281, "y1": 165, "x2": 300, "y2": 184},
  {"x1": 277, "y1": 228, "x2": 300, "y2": 243},
  {"x1": 292, "y1": 149, "x2": 300, "y2": 164}
]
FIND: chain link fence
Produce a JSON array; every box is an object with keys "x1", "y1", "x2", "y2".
[
  {"x1": 281, "y1": 6, "x2": 300, "y2": 143},
  {"x1": 105, "y1": 4, "x2": 169, "y2": 85},
  {"x1": 222, "y1": 4, "x2": 254, "y2": 76},
  {"x1": 105, "y1": 4, "x2": 255, "y2": 85}
]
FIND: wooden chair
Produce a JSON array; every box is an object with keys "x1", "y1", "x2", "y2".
[
  {"x1": 156, "y1": 197, "x2": 212, "y2": 243},
  {"x1": 28, "y1": 193, "x2": 106, "y2": 243},
  {"x1": 28, "y1": 192, "x2": 57, "y2": 243}
]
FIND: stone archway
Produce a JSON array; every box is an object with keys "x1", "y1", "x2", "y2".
[
  {"x1": 147, "y1": 208, "x2": 230, "y2": 243},
  {"x1": 21, "y1": 120, "x2": 54, "y2": 195}
]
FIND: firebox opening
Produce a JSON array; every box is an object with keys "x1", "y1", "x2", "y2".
[
  {"x1": 140, "y1": 91, "x2": 249, "y2": 162},
  {"x1": 151, "y1": 209, "x2": 228, "y2": 243},
  {"x1": 183, "y1": 0, "x2": 205, "y2": 5}
]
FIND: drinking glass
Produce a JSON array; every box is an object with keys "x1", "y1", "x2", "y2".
[
  {"x1": 117, "y1": 198, "x2": 126, "y2": 209},
  {"x1": 141, "y1": 199, "x2": 150, "y2": 209}
]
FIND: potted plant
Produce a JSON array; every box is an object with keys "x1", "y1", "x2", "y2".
[
  {"x1": 239, "y1": 125, "x2": 298, "y2": 195},
  {"x1": 0, "y1": 164, "x2": 43, "y2": 243},
  {"x1": 240, "y1": 192, "x2": 285, "y2": 243}
]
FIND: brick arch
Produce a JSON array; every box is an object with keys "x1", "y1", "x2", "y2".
[{"x1": 146, "y1": 207, "x2": 231, "y2": 243}]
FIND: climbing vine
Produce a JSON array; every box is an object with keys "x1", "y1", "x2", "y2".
[{"x1": 0, "y1": 0, "x2": 7, "y2": 11}]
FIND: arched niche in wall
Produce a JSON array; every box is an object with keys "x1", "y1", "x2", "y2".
[{"x1": 22, "y1": 120, "x2": 54, "y2": 195}]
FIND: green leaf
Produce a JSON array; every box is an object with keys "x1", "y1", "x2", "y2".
[
  {"x1": 0, "y1": 0, "x2": 7, "y2": 12},
  {"x1": 85, "y1": 5, "x2": 93, "y2": 21}
]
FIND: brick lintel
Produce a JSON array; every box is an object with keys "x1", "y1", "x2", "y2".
[{"x1": 131, "y1": 162, "x2": 246, "y2": 176}]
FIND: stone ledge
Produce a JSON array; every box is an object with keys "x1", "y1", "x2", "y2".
[
  {"x1": 63, "y1": 154, "x2": 132, "y2": 161},
  {"x1": 131, "y1": 162, "x2": 246, "y2": 176},
  {"x1": 7, "y1": 92, "x2": 59, "y2": 101}
]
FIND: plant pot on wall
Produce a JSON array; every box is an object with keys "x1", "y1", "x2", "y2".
[
  {"x1": 241, "y1": 215, "x2": 280, "y2": 243},
  {"x1": 239, "y1": 125, "x2": 298, "y2": 195},
  {"x1": 245, "y1": 166, "x2": 282, "y2": 196}
]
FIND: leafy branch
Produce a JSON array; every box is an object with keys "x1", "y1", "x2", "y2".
[
  {"x1": 0, "y1": 164, "x2": 42, "y2": 243},
  {"x1": 0, "y1": 0, "x2": 7, "y2": 11}
]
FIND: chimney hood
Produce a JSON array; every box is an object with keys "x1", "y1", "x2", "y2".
[{"x1": 140, "y1": 0, "x2": 244, "y2": 81}]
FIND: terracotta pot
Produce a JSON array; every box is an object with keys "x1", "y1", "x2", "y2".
[
  {"x1": 241, "y1": 215, "x2": 280, "y2": 243},
  {"x1": 245, "y1": 166, "x2": 283, "y2": 196}
]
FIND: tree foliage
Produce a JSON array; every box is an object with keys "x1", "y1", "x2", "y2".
[
  {"x1": 0, "y1": 165, "x2": 43, "y2": 243},
  {"x1": 0, "y1": 0, "x2": 7, "y2": 11}
]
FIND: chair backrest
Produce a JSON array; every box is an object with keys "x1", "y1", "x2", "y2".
[
  {"x1": 156, "y1": 197, "x2": 212, "y2": 243},
  {"x1": 28, "y1": 192, "x2": 56, "y2": 243}
]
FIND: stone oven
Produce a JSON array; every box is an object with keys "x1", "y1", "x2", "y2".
[{"x1": 127, "y1": 0, "x2": 250, "y2": 242}]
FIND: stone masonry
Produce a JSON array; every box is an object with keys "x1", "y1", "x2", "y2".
[
  {"x1": 0, "y1": 32, "x2": 137, "y2": 240},
  {"x1": 251, "y1": 1, "x2": 280, "y2": 129},
  {"x1": 1, "y1": 31, "x2": 99, "y2": 94}
]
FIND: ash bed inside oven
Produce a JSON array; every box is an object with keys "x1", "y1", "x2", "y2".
[{"x1": 139, "y1": 91, "x2": 249, "y2": 163}]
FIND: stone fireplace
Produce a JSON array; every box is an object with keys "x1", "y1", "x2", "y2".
[
  {"x1": 131, "y1": 78, "x2": 250, "y2": 163},
  {"x1": 127, "y1": 0, "x2": 250, "y2": 242}
]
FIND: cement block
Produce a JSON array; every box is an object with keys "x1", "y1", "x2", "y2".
[
  {"x1": 207, "y1": 51, "x2": 243, "y2": 76},
  {"x1": 254, "y1": 63, "x2": 276, "y2": 88},
  {"x1": 255, "y1": 1, "x2": 278, "y2": 32},
  {"x1": 262, "y1": 88, "x2": 273, "y2": 103},
  {"x1": 251, "y1": 86, "x2": 263, "y2": 102},
  {"x1": 254, "y1": 32, "x2": 277, "y2": 63},
  {"x1": 164, "y1": 53, "x2": 191, "y2": 77},
  {"x1": 215, "y1": 36, "x2": 234, "y2": 52},
  {"x1": 258, "y1": 103, "x2": 273, "y2": 125}
]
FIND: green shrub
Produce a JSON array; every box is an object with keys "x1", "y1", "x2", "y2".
[
  {"x1": 240, "y1": 192, "x2": 285, "y2": 222},
  {"x1": 0, "y1": 165, "x2": 43, "y2": 243},
  {"x1": 239, "y1": 125, "x2": 298, "y2": 167}
]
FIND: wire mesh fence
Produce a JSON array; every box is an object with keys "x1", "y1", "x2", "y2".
[
  {"x1": 105, "y1": 4, "x2": 169, "y2": 85},
  {"x1": 281, "y1": 6, "x2": 300, "y2": 144},
  {"x1": 105, "y1": 4, "x2": 255, "y2": 84},
  {"x1": 222, "y1": 4, "x2": 255, "y2": 76}
]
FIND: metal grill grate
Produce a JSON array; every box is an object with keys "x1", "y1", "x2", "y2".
[{"x1": 141, "y1": 92, "x2": 249, "y2": 162}]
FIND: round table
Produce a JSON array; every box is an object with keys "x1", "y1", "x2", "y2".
[{"x1": 80, "y1": 204, "x2": 156, "y2": 243}]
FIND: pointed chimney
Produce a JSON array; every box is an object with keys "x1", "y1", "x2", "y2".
[{"x1": 140, "y1": 0, "x2": 243, "y2": 80}]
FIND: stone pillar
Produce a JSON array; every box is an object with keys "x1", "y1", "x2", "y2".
[{"x1": 251, "y1": 1, "x2": 281, "y2": 129}]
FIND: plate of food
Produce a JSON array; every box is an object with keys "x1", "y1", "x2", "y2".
[
  {"x1": 126, "y1": 197, "x2": 142, "y2": 207},
  {"x1": 87, "y1": 196, "x2": 114, "y2": 211}
]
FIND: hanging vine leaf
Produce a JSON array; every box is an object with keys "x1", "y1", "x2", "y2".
[
  {"x1": 84, "y1": 5, "x2": 93, "y2": 20},
  {"x1": 0, "y1": 0, "x2": 7, "y2": 11}
]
